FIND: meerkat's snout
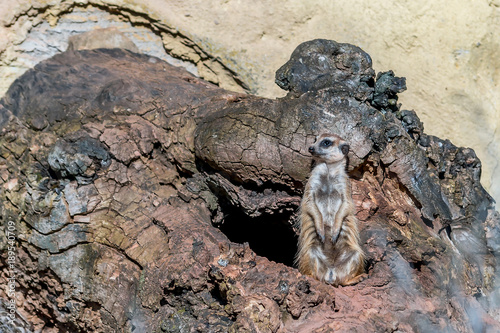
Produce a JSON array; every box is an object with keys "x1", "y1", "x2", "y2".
[
  {"x1": 340, "y1": 143, "x2": 349, "y2": 156},
  {"x1": 308, "y1": 146, "x2": 315, "y2": 154}
]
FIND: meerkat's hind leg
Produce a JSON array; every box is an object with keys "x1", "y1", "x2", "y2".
[
  {"x1": 341, "y1": 273, "x2": 368, "y2": 286},
  {"x1": 322, "y1": 270, "x2": 367, "y2": 287},
  {"x1": 340, "y1": 251, "x2": 367, "y2": 286}
]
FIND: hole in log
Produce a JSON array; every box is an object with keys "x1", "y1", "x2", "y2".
[
  {"x1": 217, "y1": 206, "x2": 298, "y2": 268},
  {"x1": 209, "y1": 283, "x2": 228, "y2": 306}
]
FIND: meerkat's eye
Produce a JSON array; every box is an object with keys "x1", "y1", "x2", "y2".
[{"x1": 320, "y1": 139, "x2": 332, "y2": 148}]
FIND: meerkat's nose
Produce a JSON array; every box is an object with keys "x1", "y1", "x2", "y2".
[{"x1": 308, "y1": 146, "x2": 315, "y2": 154}]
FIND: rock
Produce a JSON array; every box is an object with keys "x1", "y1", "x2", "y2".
[
  {"x1": 0, "y1": 41, "x2": 499, "y2": 332},
  {"x1": 67, "y1": 27, "x2": 140, "y2": 53},
  {"x1": 47, "y1": 134, "x2": 111, "y2": 183},
  {"x1": 275, "y1": 39, "x2": 375, "y2": 100},
  {"x1": 371, "y1": 70, "x2": 407, "y2": 110}
]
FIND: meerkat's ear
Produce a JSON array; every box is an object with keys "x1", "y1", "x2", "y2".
[{"x1": 340, "y1": 143, "x2": 350, "y2": 156}]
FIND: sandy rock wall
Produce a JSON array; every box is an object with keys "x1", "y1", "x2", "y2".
[{"x1": 0, "y1": 0, "x2": 499, "y2": 205}]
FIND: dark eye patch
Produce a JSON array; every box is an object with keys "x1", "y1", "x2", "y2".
[{"x1": 320, "y1": 139, "x2": 332, "y2": 147}]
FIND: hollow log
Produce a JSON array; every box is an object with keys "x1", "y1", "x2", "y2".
[{"x1": 1, "y1": 40, "x2": 499, "y2": 332}]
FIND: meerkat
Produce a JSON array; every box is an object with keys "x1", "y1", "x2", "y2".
[{"x1": 295, "y1": 133, "x2": 366, "y2": 286}]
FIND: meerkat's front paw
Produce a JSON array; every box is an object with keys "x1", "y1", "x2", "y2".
[
  {"x1": 331, "y1": 230, "x2": 340, "y2": 244},
  {"x1": 316, "y1": 230, "x2": 326, "y2": 243}
]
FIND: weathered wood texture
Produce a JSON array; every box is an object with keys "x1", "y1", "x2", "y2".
[{"x1": 0, "y1": 40, "x2": 499, "y2": 332}]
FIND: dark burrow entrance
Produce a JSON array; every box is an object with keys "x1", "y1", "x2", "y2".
[{"x1": 216, "y1": 206, "x2": 298, "y2": 267}]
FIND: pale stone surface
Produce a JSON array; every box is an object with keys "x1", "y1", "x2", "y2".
[{"x1": 0, "y1": 0, "x2": 498, "y2": 204}]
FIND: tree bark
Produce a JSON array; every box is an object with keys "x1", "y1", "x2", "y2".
[{"x1": 0, "y1": 41, "x2": 499, "y2": 332}]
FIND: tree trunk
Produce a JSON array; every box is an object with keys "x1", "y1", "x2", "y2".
[{"x1": 1, "y1": 41, "x2": 499, "y2": 332}]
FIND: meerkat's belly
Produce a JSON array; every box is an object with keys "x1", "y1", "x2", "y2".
[
  {"x1": 315, "y1": 174, "x2": 344, "y2": 228},
  {"x1": 317, "y1": 187, "x2": 341, "y2": 227}
]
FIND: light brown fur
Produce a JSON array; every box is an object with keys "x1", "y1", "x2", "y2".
[{"x1": 296, "y1": 133, "x2": 366, "y2": 286}]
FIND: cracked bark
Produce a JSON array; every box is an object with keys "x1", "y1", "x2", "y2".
[{"x1": 0, "y1": 41, "x2": 499, "y2": 332}]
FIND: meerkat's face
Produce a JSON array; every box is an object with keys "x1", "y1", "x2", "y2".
[{"x1": 308, "y1": 133, "x2": 349, "y2": 163}]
